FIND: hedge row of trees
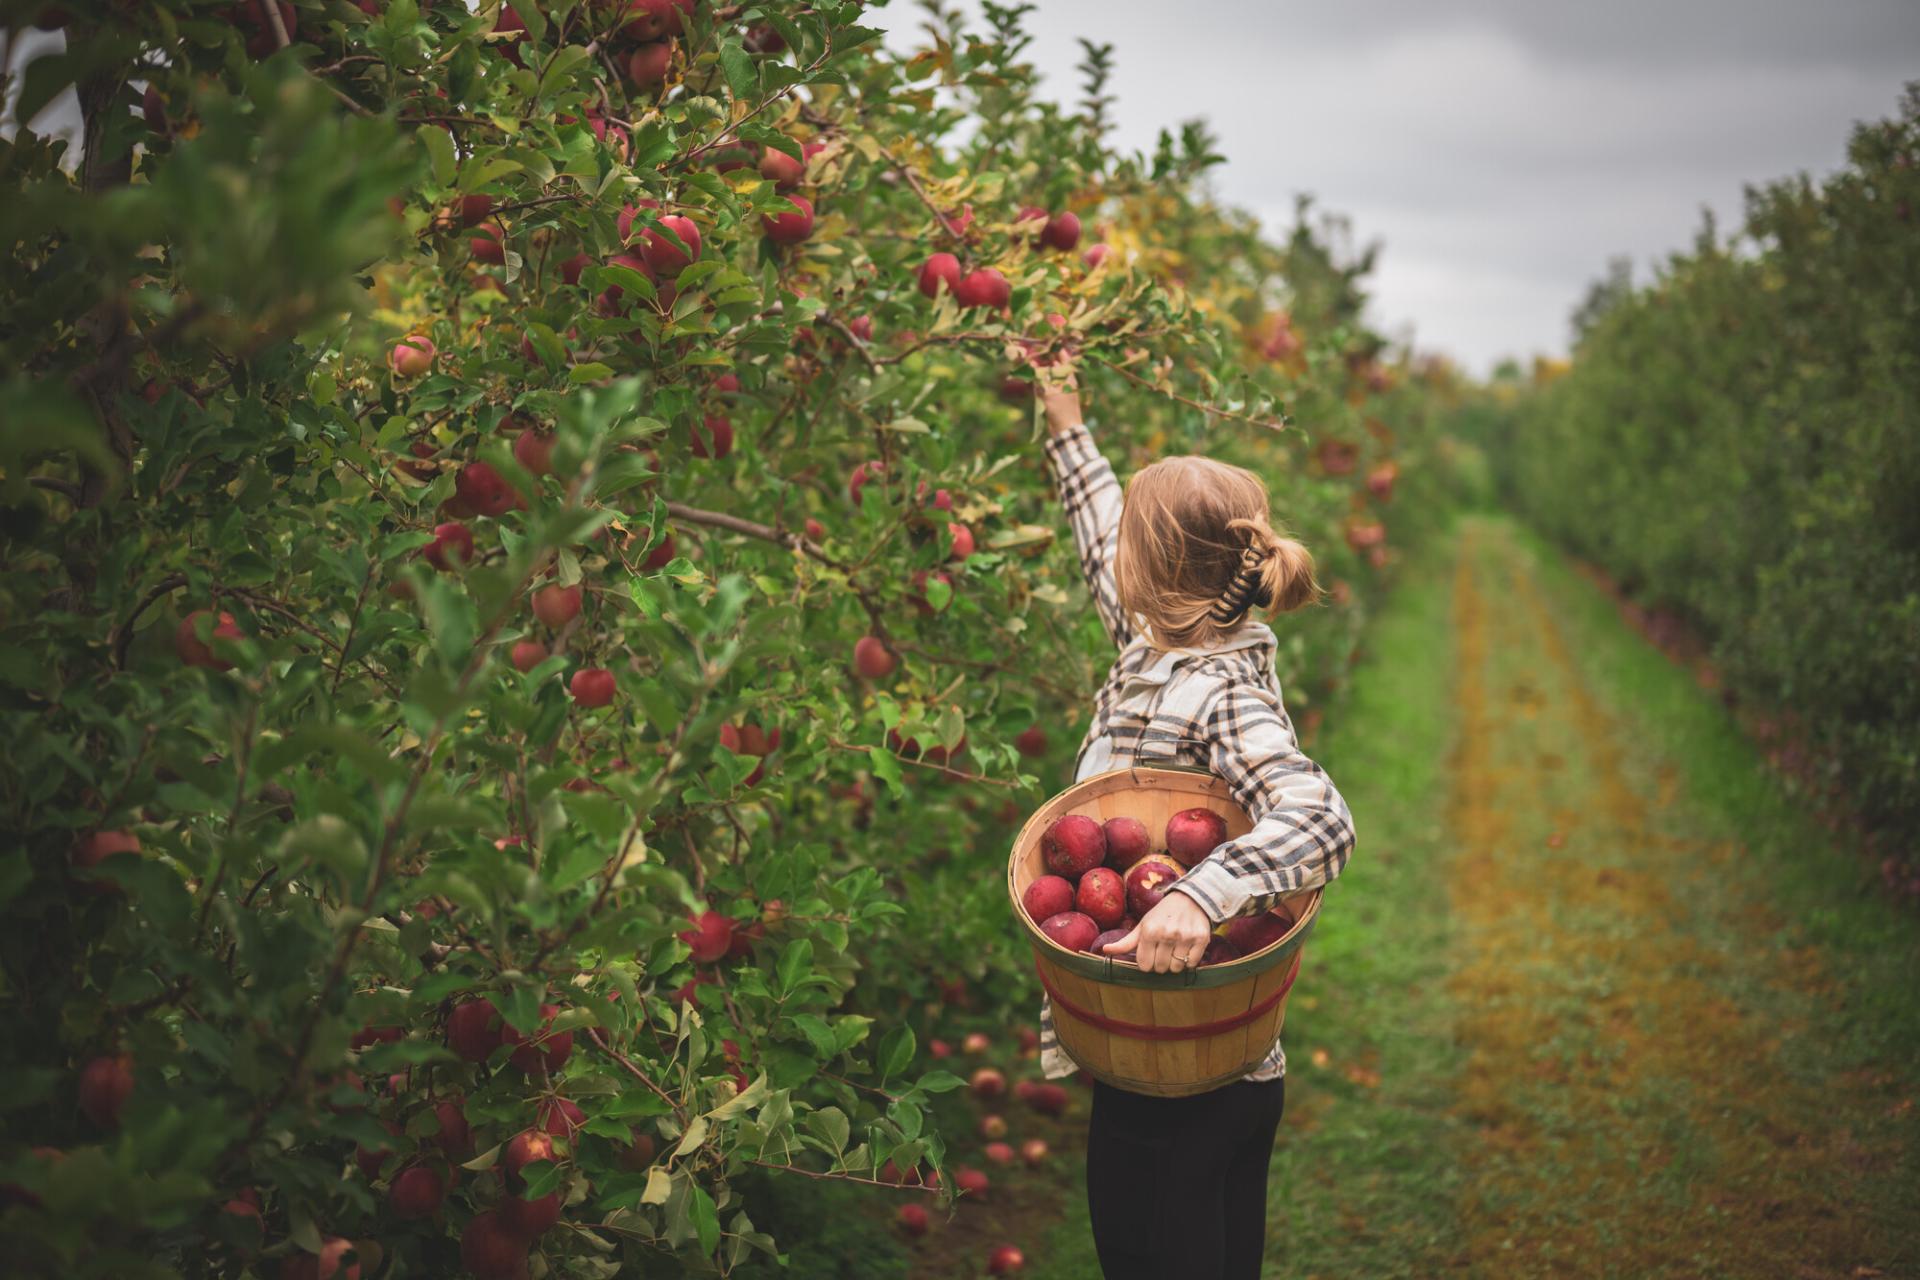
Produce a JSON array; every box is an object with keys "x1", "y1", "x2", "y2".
[
  {"x1": 0, "y1": 2, "x2": 1452, "y2": 1275},
  {"x1": 1479, "y1": 87, "x2": 1920, "y2": 868}
]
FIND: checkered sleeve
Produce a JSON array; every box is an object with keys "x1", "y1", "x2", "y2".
[
  {"x1": 1041, "y1": 423, "x2": 1136, "y2": 649},
  {"x1": 1169, "y1": 682, "x2": 1357, "y2": 923}
]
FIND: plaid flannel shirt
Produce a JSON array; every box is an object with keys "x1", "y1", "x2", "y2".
[{"x1": 1035, "y1": 424, "x2": 1358, "y2": 1084}]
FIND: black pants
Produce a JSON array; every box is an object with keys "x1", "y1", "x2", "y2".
[{"x1": 1085, "y1": 1076, "x2": 1286, "y2": 1280}]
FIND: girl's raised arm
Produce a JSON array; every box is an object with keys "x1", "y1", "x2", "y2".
[{"x1": 1039, "y1": 373, "x2": 1137, "y2": 649}]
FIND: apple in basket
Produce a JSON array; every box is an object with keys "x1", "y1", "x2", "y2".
[
  {"x1": 1224, "y1": 908, "x2": 1294, "y2": 956},
  {"x1": 1123, "y1": 855, "x2": 1183, "y2": 918},
  {"x1": 1165, "y1": 808, "x2": 1228, "y2": 867},
  {"x1": 1087, "y1": 927, "x2": 1134, "y2": 961},
  {"x1": 1041, "y1": 814, "x2": 1106, "y2": 878},
  {"x1": 1040, "y1": 911, "x2": 1099, "y2": 952},
  {"x1": 1200, "y1": 936, "x2": 1242, "y2": 966},
  {"x1": 1101, "y1": 816, "x2": 1151, "y2": 869},
  {"x1": 1021, "y1": 874, "x2": 1075, "y2": 923},
  {"x1": 1074, "y1": 867, "x2": 1127, "y2": 929}
]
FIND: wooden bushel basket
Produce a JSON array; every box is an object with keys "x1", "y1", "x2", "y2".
[{"x1": 1008, "y1": 765, "x2": 1321, "y2": 1097}]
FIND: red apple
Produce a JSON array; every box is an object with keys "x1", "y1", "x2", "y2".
[
  {"x1": 641, "y1": 214, "x2": 701, "y2": 279},
  {"x1": 387, "y1": 1165, "x2": 444, "y2": 1219},
  {"x1": 909, "y1": 568, "x2": 952, "y2": 615},
  {"x1": 620, "y1": 1130, "x2": 657, "y2": 1171},
  {"x1": 1223, "y1": 908, "x2": 1294, "y2": 956},
  {"x1": 459, "y1": 1212, "x2": 528, "y2": 1280},
  {"x1": 1041, "y1": 814, "x2": 1106, "y2": 878},
  {"x1": 456, "y1": 461, "x2": 519, "y2": 519},
  {"x1": 446, "y1": 999, "x2": 502, "y2": 1062},
  {"x1": 852, "y1": 635, "x2": 895, "y2": 679},
  {"x1": 626, "y1": 38, "x2": 674, "y2": 87},
  {"x1": 1017, "y1": 1026, "x2": 1040, "y2": 1052},
  {"x1": 470, "y1": 224, "x2": 505, "y2": 264},
  {"x1": 424, "y1": 521, "x2": 474, "y2": 571},
  {"x1": 70, "y1": 829, "x2": 141, "y2": 894},
  {"x1": 502, "y1": 1128, "x2": 557, "y2": 1189},
  {"x1": 431, "y1": 1099, "x2": 471, "y2": 1156},
  {"x1": 953, "y1": 268, "x2": 1010, "y2": 309},
  {"x1": 499, "y1": 1188, "x2": 561, "y2": 1237},
  {"x1": 847, "y1": 314, "x2": 874, "y2": 341},
  {"x1": 1039, "y1": 911, "x2": 1098, "y2": 953},
  {"x1": 388, "y1": 335, "x2": 435, "y2": 378},
  {"x1": 979, "y1": 1114, "x2": 1008, "y2": 1140},
  {"x1": 929, "y1": 1038, "x2": 952, "y2": 1059},
  {"x1": 761, "y1": 195, "x2": 815, "y2": 243},
  {"x1": 1020, "y1": 874, "x2": 1074, "y2": 924},
  {"x1": 1074, "y1": 867, "x2": 1127, "y2": 929},
  {"x1": 513, "y1": 427, "x2": 554, "y2": 476},
  {"x1": 569, "y1": 667, "x2": 616, "y2": 707},
  {"x1": 1101, "y1": 816, "x2": 1151, "y2": 870},
  {"x1": 679, "y1": 910, "x2": 734, "y2": 963},
  {"x1": 759, "y1": 143, "x2": 805, "y2": 189},
  {"x1": 1164, "y1": 808, "x2": 1228, "y2": 867},
  {"x1": 804, "y1": 517, "x2": 826, "y2": 541},
  {"x1": 917, "y1": 252, "x2": 962, "y2": 298},
  {"x1": 983, "y1": 1141, "x2": 1015, "y2": 1166},
  {"x1": 532, "y1": 583, "x2": 582, "y2": 629},
  {"x1": 692, "y1": 413, "x2": 733, "y2": 459},
  {"x1": 847, "y1": 458, "x2": 886, "y2": 505},
  {"x1": 457, "y1": 194, "x2": 495, "y2": 227},
  {"x1": 77, "y1": 1055, "x2": 133, "y2": 1128},
  {"x1": 962, "y1": 1031, "x2": 991, "y2": 1055},
  {"x1": 176, "y1": 609, "x2": 243, "y2": 669},
  {"x1": 510, "y1": 639, "x2": 548, "y2": 672},
  {"x1": 502, "y1": 1003, "x2": 572, "y2": 1074},
  {"x1": 969, "y1": 1067, "x2": 1006, "y2": 1099},
  {"x1": 641, "y1": 530, "x2": 677, "y2": 571},
  {"x1": 1124, "y1": 855, "x2": 1183, "y2": 918},
  {"x1": 1089, "y1": 927, "x2": 1134, "y2": 960},
  {"x1": 538, "y1": 1096, "x2": 585, "y2": 1139},
  {"x1": 1014, "y1": 725, "x2": 1047, "y2": 758},
  {"x1": 1041, "y1": 211, "x2": 1081, "y2": 251},
  {"x1": 1024, "y1": 1082, "x2": 1069, "y2": 1117},
  {"x1": 1201, "y1": 936, "x2": 1243, "y2": 966},
  {"x1": 988, "y1": 1244, "x2": 1025, "y2": 1275},
  {"x1": 945, "y1": 523, "x2": 975, "y2": 562},
  {"x1": 1083, "y1": 243, "x2": 1112, "y2": 269},
  {"x1": 896, "y1": 1203, "x2": 929, "y2": 1236},
  {"x1": 954, "y1": 1166, "x2": 990, "y2": 1199}
]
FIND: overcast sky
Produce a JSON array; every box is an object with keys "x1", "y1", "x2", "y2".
[{"x1": 871, "y1": 0, "x2": 1920, "y2": 372}]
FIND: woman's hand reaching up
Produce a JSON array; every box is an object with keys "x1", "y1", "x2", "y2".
[{"x1": 1034, "y1": 352, "x2": 1083, "y2": 436}]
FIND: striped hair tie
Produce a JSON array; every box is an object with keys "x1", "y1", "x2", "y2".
[{"x1": 1208, "y1": 544, "x2": 1272, "y2": 625}]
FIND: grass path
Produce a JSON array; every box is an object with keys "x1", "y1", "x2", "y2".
[{"x1": 1031, "y1": 515, "x2": 1919, "y2": 1280}]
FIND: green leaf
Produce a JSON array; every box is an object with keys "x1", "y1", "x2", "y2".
[
  {"x1": 718, "y1": 40, "x2": 758, "y2": 99},
  {"x1": 775, "y1": 938, "x2": 813, "y2": 997},
  {"x1": 673, "y1": 1114, "x2": 710, "y2": 1158},
  {"x1": 422, "y1": 126, "x2": 456, "y2": 187},
  {"x1": 916, "y1": 1070, "x2": 966, "y2": 1094},
  {"x1": 877, "y1": 1025, "x2": 915, "y2": 1083},
  {"x1": 689, "y1": 1183, "x2": 721, "y2": 1256},
  {"x1": 867, "y1": 745, "x2": 904, "y2": 798},
  {"x1": 804, "y1": 1106, "x2": 849, "y2": 1154}
]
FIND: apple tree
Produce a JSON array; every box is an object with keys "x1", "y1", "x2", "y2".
[{"x1": 0, "y1": 1, "x2": 1447, "y2": 1275}]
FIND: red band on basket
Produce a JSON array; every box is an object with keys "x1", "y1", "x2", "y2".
[{"x1": 1035, "y1": 951, "x2": 1301, "y2": 1041}]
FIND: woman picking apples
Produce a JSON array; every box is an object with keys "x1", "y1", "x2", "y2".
[{"x1": 1032, "y1": 357, "x2": 1357, "y2": 1280}]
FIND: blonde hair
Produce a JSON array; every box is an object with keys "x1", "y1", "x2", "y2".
[{"x1": 1114, "y1": 455, "x2": 1321, "y2": 649}]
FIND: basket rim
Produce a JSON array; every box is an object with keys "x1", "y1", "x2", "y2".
[{"x1": 1007, "y1": 765, "x2": 1322, "y2": 988}]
